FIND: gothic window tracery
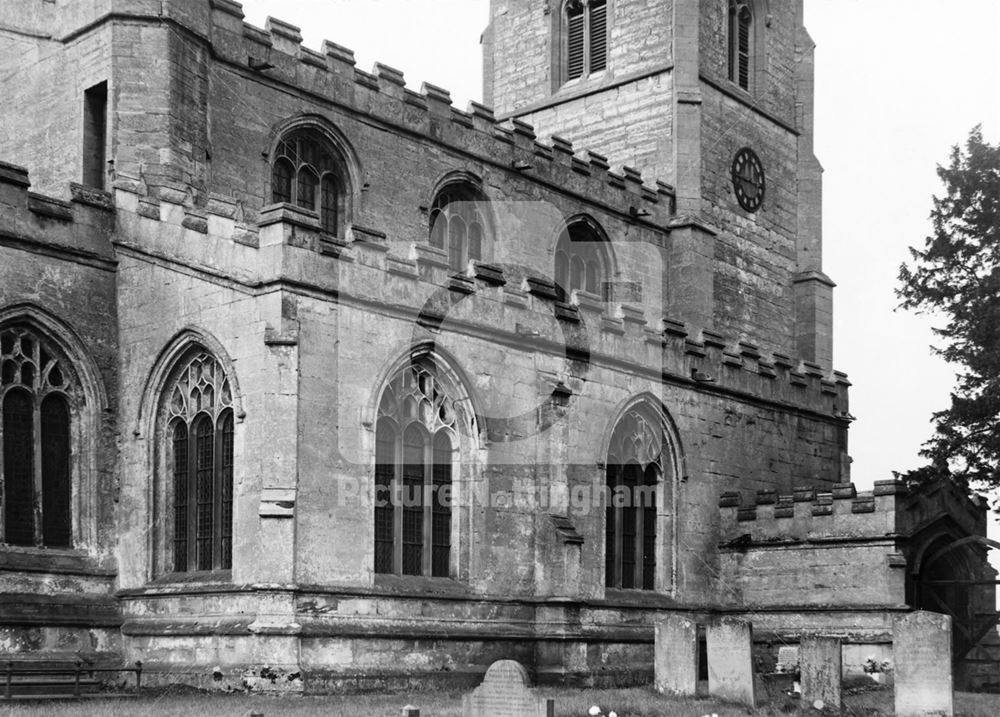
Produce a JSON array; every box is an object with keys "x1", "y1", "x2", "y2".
[
  {"x1": 375, "y1": 360, "x2": 465, "y2": 578},
  {"x1": 271, "y1": 128, "x2": 348, "y2": 236},
  {"x1": 605, "y1": 408, "x2": 663, "y2": 591},
  {"x1": 0, "y1": 326, "x2": 74, "y2": 548},
  {"x1": 429, "y1": 183, "x2": 490, "y2": 272},
  {"x1": 164, "y1": 352, "x2": 234, "y2": 573},
  {"x1": 554, "y1": 221, "x2": 610, "y2": 301}
]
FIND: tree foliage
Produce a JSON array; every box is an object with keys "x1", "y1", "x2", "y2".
[{"x1": 897, "y1": 126, "x2": 1000, "y2": 491}]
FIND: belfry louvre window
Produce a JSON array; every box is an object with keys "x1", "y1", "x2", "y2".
[
  {"x1": 565, "y1": 0, "x2": 609, "y2": 81},
  {"x1": 1, "y1": 326, "x2": 74, "y2": 548},
  {"x1": 375, "y1": 361, "x2": 457, "y2": 578},
  {"x1": 605, "y1": 409, "x2": 662, "y2": 590},
  {"x1": 165, "y1": 353, "x2": 234, "y2": 573},
  {"x1": 271, "y1": 129, "x2": 347, "y2": 236},
  {"x1": 429, "y1": 184, "x2": 489, "y2": 273},
  {"x1": 728, "y1": 0, "x2": 753, "y2": 90}
]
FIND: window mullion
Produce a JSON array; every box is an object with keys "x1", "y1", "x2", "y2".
[
  {"x1": 0, "y1": 403, "x2": 5, "y2": 542},
  {"x1": 393, "y1": 431, "x2": 403, "y2": 575},
  {"x1": 423, "y1": 441, "x2": 433, "y2": 577},
  {"x1": 582, "y1": 5, "x2": 591, "y2": 75},
  {"x1": 187, "y1": 423, "x2": 197, "y2": 572},
  {"x1": 213, "y1": 417, "x2": 222, "y2": 571},
  {"x1": 31, "y1": 398, "x2": 42, "y2": 547},
  {"x1": 614, "y1": 497, "x2": 623, "y2": 588},
  {"x1": 633, "y1": 494, "x2": 643, "y2": 589}
]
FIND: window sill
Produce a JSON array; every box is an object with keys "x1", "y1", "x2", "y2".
[
  {"x1": 602, "y1": 587, "x2": 677, "y2": 608},
  {"x1": 0, "y1": 545, "x2": 115, "y2": 576},
  {"x1": 558, "y1": 69, "x2": 610, "y2": 94},
  {"x1": 147, "y1": 570, "x2": 234, "y2": 587},
  {"x1": 373, "y1": 573, "x2": 470, "y2": 597}
]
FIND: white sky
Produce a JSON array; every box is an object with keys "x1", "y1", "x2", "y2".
[{"x1": 239, "y1": 0, "x2": 1000, "y2": 495}]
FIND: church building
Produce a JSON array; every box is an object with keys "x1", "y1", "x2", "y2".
[{"x1": 0, "y1": 0, "x2": 993, "y2": 692}]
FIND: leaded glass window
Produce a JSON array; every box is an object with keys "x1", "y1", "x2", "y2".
[
  {"x1": 271, "y1": 129, "x2": 347, "y2": 236},
  {"x1": 165, "y1": 353, "x2": 234, "y2": 573},
  {"x1": 606, "y1": 409, "x2": 662, "y2": 590},
  {"x1": 0, "y1": 325, "x2": 75, "y2": 548},
  {"x1": 554, "y1": 221, "x2": 610, "y2": 301},
  {"x1": 374, "y1": 361, "x2": 458, "y2": 577},
  {"x1": 429, "y1": 185, "x2": 489, "y2": 273}
]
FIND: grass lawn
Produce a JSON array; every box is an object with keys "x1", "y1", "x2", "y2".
[{"x1": 1, "y1": 686, "x2": 996, "y2": 717}]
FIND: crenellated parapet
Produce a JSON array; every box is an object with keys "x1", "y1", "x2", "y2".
[
  {"x1": 0, "y1": 161, "x2": 116, "y2": 265},
  {"x1": 718, "y1": 480, "x2": 902, "y2": 545},
  {"x1": 104, "y1": 171, "x2": 849, "y2": 419},
  {"x1": 718, "y1": 478, "x2": 989, "y2": 547},
  {"x1": 201, "y1": 1, "x2": 674, "y2": 221}
]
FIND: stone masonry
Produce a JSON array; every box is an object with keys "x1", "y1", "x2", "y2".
[{"x1": 0, "y1": 0, "x2": 989, "y2": 693}]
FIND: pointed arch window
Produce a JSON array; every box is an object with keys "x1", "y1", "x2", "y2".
[
  {"x1": 728, "y1": 0, "x2": 754, "y2": 91},
  {"x1": 564, "y1": 0, "x2": 609, "y2": 82},
  {"x1": 1, "y1": 326, "x2": 74, "y2": 548},
  {"x1": 164, "y1": 353, "x2": 234, "y2": 573},
  {"x1": 605, "y1": 408, "x2": 663, "y2": 590},
  {"x1": 375, "y1": 361, "x2": 461, "y2": 578},
  {"x1": 271, "y1": 129, "x2": 349, "y2": 236},
  {"x1": 554, "y1": 221, "x2": 611, "y2": 301},
  {"x1": 429, "y1": 183, "x2": 490, "y2": 273}
]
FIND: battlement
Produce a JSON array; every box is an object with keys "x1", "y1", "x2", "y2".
[
  {"x1": 202, "y1": 3, "x2": 674, "y2": 216},
  {"x1": 0, "y1": 161, "x2": 116, "y2": 264},
  {"x1": 104, "y1": 171, "x2": 848, "y2": 417},
  {"x1": 719, "y1": 478, "x2": 987, "y2": 546}
]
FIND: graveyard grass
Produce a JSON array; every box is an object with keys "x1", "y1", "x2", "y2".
[{"x1": 3, "y1": 687, "x2": 1000, "y2": 716}]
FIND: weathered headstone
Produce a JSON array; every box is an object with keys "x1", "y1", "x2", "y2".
[
  {"x1": 894, "y1": 611, "x2": 953, "y2": 717},
  {"x1": 800, "y1": 636, "x2": 842, "y2": 711},
  {"x1": 654, "y1": 613, "x2": 698, "y2": 695},
  {"x1": 776, "y1": 645, "x2": 799, "y2": 673},
  {"x1": 705, "y1": 617, "x2": 756, "y2": 708},
  {"x1": 462, "y1": 660, "x2": 554, "y2": 717}
]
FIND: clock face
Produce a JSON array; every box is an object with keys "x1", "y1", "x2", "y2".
[{"x1": 731, "y1": 147, "x2": 765, "y2": 212}]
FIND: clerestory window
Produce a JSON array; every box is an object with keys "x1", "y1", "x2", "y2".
[
  {"x1": 564, "y1": 0, "x2": 608, "y2": 82},
  {"x1": 1, "y1": 326, "x2": 74, "y2": 548},
  {"x1": 429, "y1": 183, "x2": 490, "y2": 273},
  {"x1": 271, "y1": 129, "x2": 348, "y2": 236},
  {"x1": 554, "y1": 220, "x2": 611, "y2": 301},
  {"x1": 728, "y1": 0, "x2": 754, "y2": 91},
  {"x1": 163, "y1": 352, "x2": 234, "y2": 573}
]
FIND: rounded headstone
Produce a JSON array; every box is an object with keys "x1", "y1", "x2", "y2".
[{"x1": 483, "y1": 659, "x2": 531, "y2": 687}]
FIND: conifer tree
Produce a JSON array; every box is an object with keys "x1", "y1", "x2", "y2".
[{"x1": 898, "y1": 126, "x2": 1000, "y2": 493}]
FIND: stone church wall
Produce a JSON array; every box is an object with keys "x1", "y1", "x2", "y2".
[
  {"x1": 0, "y1": 165, "x2": 121, "y2": 660},
  {"x1": 0, "y1": 0, "x2": 865, "y2": 691}
]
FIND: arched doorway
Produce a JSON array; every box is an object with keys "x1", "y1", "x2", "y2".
[{"x1": 912, "y1": 535, "x2": 1000, "y2": 688}]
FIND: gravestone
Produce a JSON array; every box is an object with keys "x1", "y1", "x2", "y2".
[
  {"x1": 894, "y1": 611, "x2": 953, "y2": 717},
  {"x1": 705, "y1": 617, "x2": 756, "y2": 708},
  {"x1": 800, "y1": 636, "x2": 842, "y2": 711},
  {"x1": 776, "y1": 645, "x2": 799, "y2": 673},
  {"x1": 462, "y1": 660, "x2": 555, "y2": 717},
  {"x1": 654, "y1": 614, "x2": 698, "y2": 695}
]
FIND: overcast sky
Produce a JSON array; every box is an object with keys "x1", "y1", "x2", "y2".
[{"x1": 239, "y1": 1, "x2": 1000, "y2": 496}]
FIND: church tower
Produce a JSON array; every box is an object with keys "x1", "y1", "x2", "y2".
[{"x1": 484, "y1": 0, "x2": 834, "y2": 366}]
